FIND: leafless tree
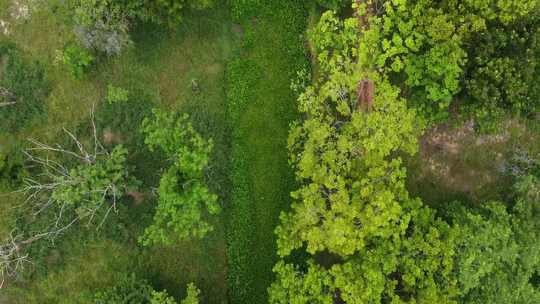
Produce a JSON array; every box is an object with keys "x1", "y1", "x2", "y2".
[
  {"x1": 0, "y1": 219, "x2": 77, "y2": 289},
  {"x1": 0, "y1": 107, "x2": 131, "y2": 287}
]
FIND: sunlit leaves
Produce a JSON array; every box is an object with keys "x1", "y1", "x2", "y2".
[{"x1": 139, "y1": 109, "x2": 219, "y2": 246}]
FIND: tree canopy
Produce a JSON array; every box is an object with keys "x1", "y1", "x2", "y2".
[{"x1": 139, "y1": 109, "x2": 220, "y2": 246}]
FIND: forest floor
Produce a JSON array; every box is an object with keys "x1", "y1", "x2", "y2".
[{"x1": 407, "y1": 118, "x2": 540, "y2": 208}]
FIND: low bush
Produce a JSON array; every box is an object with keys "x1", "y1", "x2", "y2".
[
  {"x1": 105, "y1": 84, "x2": 129, "y2": 104},
  {"x1": 60, "y1": 44, "x2": 95, "y2": 79}
]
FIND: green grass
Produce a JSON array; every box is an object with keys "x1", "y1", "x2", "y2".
[
  {"x1": 224, "y1": 1, "x2": 309, "y2": 303},
  {"x1": 1, "y1": 4, "x2": 237, "y2": 303},
  {"x1": 2, "y1": 1, "x2": 311, "y2": 303}
]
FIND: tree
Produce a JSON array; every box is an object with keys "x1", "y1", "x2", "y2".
[
  {"x1": 451, "y1": 175, "x2": 540, "y2": 304},
  {"x1": 93, "y1": 273, "x2": 154, "y2": 303},
  {"x1": 93, "y1": 273, "x2": 201, "y2": 304},
  {"x1": 271, "y1": 205, "x2": 458, "y2": 304},
  {"x1": 358, "y1": 0, "x2": 466, "y2": 123},
  {"x1": 268, "y1": 261, "x2": 335, "y2": 304},
  {"x1": 271, "y1": 3, "x2": 540, "y2": 303},
  {"x1": 457, "y1": 1, "x2": 540, "y2": 131},
  {"x1": 356, "y1": 0, "x2": 540, "y2": 127},
  {"x1": 22, "y1": 133, "x2": 137, "y2": 228},
  {"x1": 180, "y1": 283, "x2": 200, "y2": 304},
  {"x1": 139, "y1": 109, "x2": 219, "y2": 246},
  {"x1": 277, "y1": 10, "x2": 421, "y2": 258},
  {"x1": 271, "y1": 8, "x2": 457, "y2": 303},
  {"x1": 0, "y1": 114, "x2": 137, "y2": 286}
]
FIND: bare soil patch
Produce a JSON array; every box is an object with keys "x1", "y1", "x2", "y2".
[{"x1": 408, "y1": 119, "x2": 535, "y2": 204}]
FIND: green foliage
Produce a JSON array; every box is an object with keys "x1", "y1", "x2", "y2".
[
  {"x1": 140, "y1": 0, "x2": 214, "y2": 26},
  {"x1": 93, "y1": 273, "x2": 200, "y2": 304},
  {"x1": 149, "y1": 283, "x2": 200, "y2": 304},
  {"x1": 271, "y1": 9, "x2": 458, "y2": 303},
  {"x1": 272, "y1": 207, "x2": 458, "y2": 303},
  {"x1": 61, "y1": 44, "x2": 95, "y2": 79},
  {"x1": 106, "y1": 85, "x2": 129, "y2": 104},
  {"x1": 49, "y1": 145, "x2": 137, "y2": 221},
  {"x1": 309, "y1": 11, "x2": 359, "y2": 74},
  {"x1": 315, "y1": 0, "x2": 350, "y2": 10},
  {"x1": 151, "y1": 291, "x2": 177, "y2": 304},
  {"x1": 0, "y1": 43, "x2": 49, "y2": 132},
  {"x1": 271, "y1": 206, "x2": 458, "y2": 303},
  {"x1": 71, "y1": 0, "x2": 134, "y2": 55},
  {"x1": 0, "y1": 144, "x2": 27, "y2": 188},
  {"x1": 225, "y1": 58, "x2": 261, "y2": 121},
  {"x1": 451, "y1": 202, "x2": 517, "y2": 295},
  {"x1": 228, "y1": 0, "x2": 264, "y2": 21},
  {"x1": 359, "y1": 0, "x2": 540, "y2": 126},
  {"x1": 452, "y1": 175, "x2": 540, "y2": 304},
  {"x1": 93, "y1": 273, "x2": 154, "y2": 303},
  {"x1": 139, "y1": 109, "x2": 219, "y2": 246},
  {"x1": 268, "y1": 261, "x2": 334, "y2": 304},
  {"x1": 179, "y1": 283, "x2": 200, "y2": 304},
  {"x1": 70, "y1": 0, "x2": 215, "y2": 55},
  {"x1": 95, "y1": 87, "x2": 154, "y2": 149},
  {"x1": 460, "y1": 9, "x2": 540, "y2": 131},
  {"x1": 362, "y1": 1, "x2": 466, "y2": 123},
  {"x1": 277, "y1": 16, "x2": 422, "y2": 255}
]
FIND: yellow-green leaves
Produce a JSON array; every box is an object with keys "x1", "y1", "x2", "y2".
[
  {"x1": 139, "y1": 109, "x2": 219, "y2": 246},
  {"x1": 268, "y1": 261, "x2": 335, "y2": 304},
  {"x1": 271, "y1": 7, "x2": 459, "y2": 303}
]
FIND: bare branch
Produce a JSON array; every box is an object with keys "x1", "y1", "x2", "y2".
[{"x1": 0, "y1": 101, "x2": 16, "y2": 107}]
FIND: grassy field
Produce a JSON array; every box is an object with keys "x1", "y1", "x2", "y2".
[
  {"x1": 1, "y1": 2, "x2": 238, "y2": 303},
  {"x1": 224, "y1": 2, "x2": 309, "y2": 303}
]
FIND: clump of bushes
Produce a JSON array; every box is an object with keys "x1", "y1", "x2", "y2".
[
  {"x1": 70, "y1": 0, "x2": 215, "y2": 56},
  {"x1": 92, "y1": 273, "x2": 201, "y2": 303},
  {"x1": 105, "y1": 84, "x2": 129, "y2": 104},
  {"x1": 59, "y1": 44, "x2": 95, "y2": 79}
]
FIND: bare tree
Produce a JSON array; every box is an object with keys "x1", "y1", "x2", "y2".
[
  {"x1": 0, "y1": 107, "x2": 135, "y2": 287},
  {"x1": 0, "y1": 219, "x2": 77, "y2": 289}
]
